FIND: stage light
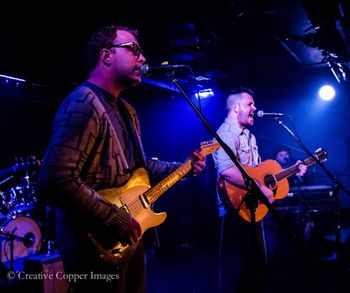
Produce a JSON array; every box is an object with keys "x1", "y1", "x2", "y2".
[
  {"x1": 318, "y1": 85, "x2": 335, "y2": 101},
  {"x1": 194, "y1": 88, "x2": 214, "y2": 99},
  {"x1": 0, "y1": 74, "x2": 26, "y2": 87}
]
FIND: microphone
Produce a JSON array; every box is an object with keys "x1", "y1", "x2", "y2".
[
  {"x1": 256, "y1": 110, "x2": 287, "y2": 117},
  {"x1": 139, "y1": 64, "x2": 188, "y2": 75}
]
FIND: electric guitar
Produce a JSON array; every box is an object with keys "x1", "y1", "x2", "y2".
[
  {"x1": 89, "y1": 140, "x2": 220, "y2": 266},
  {"x1": 218, "y1": 148, "x2": 327, "y2": 222}
]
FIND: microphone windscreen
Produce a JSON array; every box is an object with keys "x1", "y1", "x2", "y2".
[
  {"x1": 257, "y1": 110, "x2": 264, "y2": 117},
  {"x1": 139, "y1": 64, "x2": 150, "y2": 75}
]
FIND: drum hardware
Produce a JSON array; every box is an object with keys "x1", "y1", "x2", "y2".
[
  {"x1": 0, "y1": 155, "x2": 40, "y2": 183},
  {"x1": 42, "y1": 202, "x2": 56, "y2": 255},
  {"x1": 0, "y1": 229, "x2": 16, "y2": 271},
  {"x1": 0, "y1": 155, "x2": 40, "y2": 218},
  {"x1": 0, "y1": 156, "x2": 42, "y2": 273},
  {"x1": 0, "y1": 183, "x2": 38, "y2": 217},
  {"x1": 0, "y1": 188, "x2": 17, "y2": 212},
  {"x1": 0, "y1": 216, "x2": 41, "y2": 271},
  {"x1": 0, "y1": 175, "x2": 13, "y2": 186},
  {"x1": 0, "y1": 229, "x2": 35, "y2": 271}
]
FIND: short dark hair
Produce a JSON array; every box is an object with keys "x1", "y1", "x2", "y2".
[
  {"x1": 86, "y1": 25, "x2": 139, "y2": 69},
  {"x1": 229, "y1": 87, "x2": 254, "y2": 97},
  {"x1": 226, "y1": 87, "x2": 255, "y2": 111}
]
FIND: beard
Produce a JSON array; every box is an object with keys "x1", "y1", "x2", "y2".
[{"x1": 118, "y1": 74, "x2": 141, "y2": 89}]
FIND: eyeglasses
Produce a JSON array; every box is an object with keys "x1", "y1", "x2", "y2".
[{"x1": 107, "y1": 42, "x2": 144, "y2": 58}]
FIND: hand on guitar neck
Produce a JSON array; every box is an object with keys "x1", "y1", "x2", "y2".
[
  {"x1": 190, "y1": 150, "x2": 206, "y2": 175},
  {"x1": 295, "y1": 160, "x2": 307, "y2": 177}
]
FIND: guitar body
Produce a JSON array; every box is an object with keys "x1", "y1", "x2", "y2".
[
  {"x1": 218, "y1": 148, "x2": 327, "y2": 222},
  {"x1": 100, "y1": 168, "x2": 167, "y2": 234},
  {"x1": 112, "y1": 186, "x2": 167, "y2": 231},
  {"x1": 89, "y1": 167, "x2": 167, "y2": 266},
  {"x1": 218, "y1": 160, "x2": 289, "y2": 222}
]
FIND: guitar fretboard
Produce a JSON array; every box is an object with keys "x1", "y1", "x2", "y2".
[
  {"x1": 275, "y1": 156, "x2": 317, "y2": 181},
  {"x1": 145, "y1": 160, "x2": 192, "y2": 204}
]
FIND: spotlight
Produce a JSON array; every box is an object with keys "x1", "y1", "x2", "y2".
[{"x1": 318, "y1": 85, "x2": 335, "y2": 101}]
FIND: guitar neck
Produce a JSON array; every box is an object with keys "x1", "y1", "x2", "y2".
[
  {"x1": 275, "y1": 156, "x2": 317, "y2": 181},
  {"x1": 145, "y1": 159, "x2": 192, "y2": 204}
]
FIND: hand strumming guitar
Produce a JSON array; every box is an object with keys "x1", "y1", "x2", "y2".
[
  {"x1": 122, "y1": 217, "x2": 142, "y2": 247},
  {"x1": 221, "y1": 165, "x2": 274, "y2": 204}
]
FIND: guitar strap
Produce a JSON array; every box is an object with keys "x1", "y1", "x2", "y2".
[
  {"x1": 83, "y1": 82, "x2": 147, "y2": 173},
  {"x1": 83, "y1": 82, "x2": 160, "y2": 251}
]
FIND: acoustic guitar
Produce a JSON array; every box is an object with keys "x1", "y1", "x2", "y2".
[{"x1": 218, "y1": 148, "x2": 327, "y2": 222}]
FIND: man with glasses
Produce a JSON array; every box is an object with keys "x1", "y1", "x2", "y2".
[{"x1": 38, "y1": 25, "x2": 206, "y2": 293}]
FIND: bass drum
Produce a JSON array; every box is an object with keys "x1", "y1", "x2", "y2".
[{"x1": 0, "y1": 216, "x2": 41, "y2": 268}]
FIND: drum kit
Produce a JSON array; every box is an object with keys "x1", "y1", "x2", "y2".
[{"x1": 0, "y1": 156, "x2": 44, "y2": 273}]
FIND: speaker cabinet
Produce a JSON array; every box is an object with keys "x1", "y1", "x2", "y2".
[{"x1": 24, "y1": 251, "x2": 69, "y2": 293}]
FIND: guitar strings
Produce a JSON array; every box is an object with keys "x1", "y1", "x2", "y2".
[{"x1": 125, "y1": 161, "x2": 192, "y2": 215}]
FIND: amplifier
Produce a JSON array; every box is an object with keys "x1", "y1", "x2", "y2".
[{"x1": 24, "y1": 251, "x2": 69, "y2": 293}]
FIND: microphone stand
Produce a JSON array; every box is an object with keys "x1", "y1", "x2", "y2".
[
  {"x1": 274, "y1": 117, "x2": 350, "y2": 266},
  {"x1": 0, "y1": 230, "x2": 25, "y2": 272},
  {"x1": 0, "y1": 175, "x2": 14, "y2": 186},
  {"x1": 168, "y1": 73, "x2": 305, "y2": 286}
]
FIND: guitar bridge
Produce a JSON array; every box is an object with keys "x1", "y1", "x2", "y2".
[{"x1": 139, "y1": 194, "x2": 150, "y2": 209}]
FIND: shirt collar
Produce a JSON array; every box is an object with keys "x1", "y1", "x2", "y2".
[{"x1": 224, "y1": 117, "x2": 250, "y2": 136}]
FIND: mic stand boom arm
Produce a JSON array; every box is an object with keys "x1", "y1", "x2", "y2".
[{"x1": 274, "y1": 117, "x2": 350, "y2": 196}]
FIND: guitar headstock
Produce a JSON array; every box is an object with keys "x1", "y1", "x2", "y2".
[
  {"x1": 314, "y1": 147, "x2": 327, "y2": 163},
  {"x1": 199, "y1": 139, "x2": 221, "y2": 156}
]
